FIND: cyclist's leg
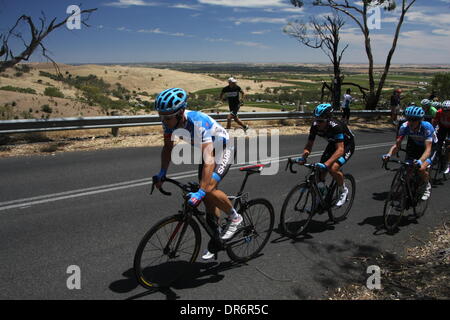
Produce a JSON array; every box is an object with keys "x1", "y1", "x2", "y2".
[
  {"x1": 319, "y1": 144, "x2": 335, "y2": 181},
  {"x1": 329, "y1": 143, "x2": 355, "y2": 186},
  {"x1": 200, "y1": 143, "x2": 236, "y2": 214}
]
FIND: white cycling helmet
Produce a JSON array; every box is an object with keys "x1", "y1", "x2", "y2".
[
  {"x1": 421, "y1": 99, "x2": 431, "y2": 106},
  {"x1": 442, "y1": 100, "x2": 450, "y2": 110}
]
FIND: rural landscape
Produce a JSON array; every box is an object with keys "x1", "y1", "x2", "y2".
[{"x1": 1, "y1": 62, "x2": 449, "y2": 120}]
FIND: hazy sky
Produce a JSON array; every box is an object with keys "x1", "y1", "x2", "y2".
[{"x1": 1, "y1": 0, "x2": 450, "y2": 64}]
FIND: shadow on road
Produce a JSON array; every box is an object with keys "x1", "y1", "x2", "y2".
[
  {"x1": 110, "y1": 260, "x2": 245, "y2": 300},
  {"x1": 358, "y1": 214, "x2": 420, "y2": 236},
  {"x1": 271, "y1": 219, "x2": 335, "y2": 244},
  {"x1": 372, "y1": 192, "x2": 389, "y2": 201},
  {"x1": 290, "y1": 238, "x2": 400, "y2": 299}
]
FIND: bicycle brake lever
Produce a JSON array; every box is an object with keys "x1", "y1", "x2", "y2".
[
  {"x1": 151, "y1": 176, "x2": 172, "y2": 196},
  {"x1": 285, "y1": 159, "x2": 290, "y2": 172}
]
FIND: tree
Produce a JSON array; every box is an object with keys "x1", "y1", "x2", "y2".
[
  {"x1": 431, "y1": 73, "x2": 450, "y2": 100},
  {"x1": 285, "y1": 13, "x2": 348, "y2": 110},
  {"x1": 0, "y1": 7, "x2": 97, "y2": 73},
  {"x1": 291, "y1": 0, "x2": 417, "y2": 109}
]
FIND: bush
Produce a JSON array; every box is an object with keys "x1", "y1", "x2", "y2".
[
  {"x1": 0, "y1": 86, "x2": 36, "y2": 94},
  {"x1": 15, "y1": 64, "x2": 32, "y2": 73},
  {"x1": 44, "y1": 87, "x2": 64, "y2": 98},
  {"x1": 40, "y1": 104, "x2": 53, "y2": 113}
]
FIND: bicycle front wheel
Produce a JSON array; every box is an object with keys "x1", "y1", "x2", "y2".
[
  {"x1": 280, "y1": 183, "x2": 315, "y2": 237},
  {"x1": 134, "y1": 214, "x2": 201, "y2": 289},
  {"x1": 226, "y1": 198, "x2": 274, "y2": 263},
  {"x1": 383, "y1": 178, "x2": 406, "y2": 233}
]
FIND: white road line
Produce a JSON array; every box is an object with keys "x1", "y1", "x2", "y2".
[{"x1": 0, "y1": 141, "x2": 393, "y2": 212}]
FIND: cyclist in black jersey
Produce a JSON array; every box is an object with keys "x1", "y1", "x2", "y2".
[{"x1": 293, "y1": 103, "x2": 356, "y2": 207}]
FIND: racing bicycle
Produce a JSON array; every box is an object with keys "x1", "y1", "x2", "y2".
[
  {"x1": 382, "y1": 156, "x2": 429, "y2": 233},
  {"x1": 134, "y1": 164, "x2": 275, "y2": 289},
  {"x1": 280, "y1": 158, "x2": 356, "y2": 238}
]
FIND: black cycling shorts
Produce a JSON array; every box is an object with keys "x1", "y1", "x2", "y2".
[
  {"x1": 437, "y1": 126, "x2": 450, "y2": 143},
  {"x1": 198, "y1": 143, "x2": 235, "y2": 184},
  {"x1": 320, "y1": 141, "x2": 355, "y2": 167}
]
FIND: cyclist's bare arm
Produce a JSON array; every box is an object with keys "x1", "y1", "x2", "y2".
[
  {"x1": 302, "y1": 140, "x2": 314, "y2": 159},
  {"x1": 325, "y1": 141, "x2": 345, "y2": 167},
  {"x1": 200, "y1": 142, "x2": 216, "y2": 193},
  {"x1": 156, "y1": 135, "x2": 174, "y2": 188},
  {"x1": 388, "y1": 136, "x2": 404, "y2": 156},
  {"x1": 419, "y1": 140, "x2": 433, "y2": 164}
]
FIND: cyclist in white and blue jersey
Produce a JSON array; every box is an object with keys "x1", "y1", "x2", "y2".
[
  {"x1": 383, "y1": 106, "x2": 437, "y2": 201},
  {"x1": 153, "y1": 88, "x2": 242, "y2": 260}
]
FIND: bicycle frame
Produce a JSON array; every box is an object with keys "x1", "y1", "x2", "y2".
[
  {"x1": 151, "y1": 170, "x2": 257, "y2": 254},
  {"x1": 384, "y1": 160, "x2": 422, "y2": 210},
  {"x1": 287, "y1": 160, "x2": 338, "y2": 211}
]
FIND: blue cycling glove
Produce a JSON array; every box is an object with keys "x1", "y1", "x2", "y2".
[
  {"x1": 293, "y1": 157, "x2": 306, "y2": 163},
  {"x1": 315, "y1": 163, "x2": 328, "y2": 171},
  {"x1": 188, "y1": 189, "x2": 206, "y2": 207},
  {"x1": 382, "y1": 154, "x2": 391, "y2": 160},
  {"x1": 414, "y1": 159, "x2": 423, "y2": 167},
  {"x1": 153, "y1": 168, "x2": 167, "y2": 183}
]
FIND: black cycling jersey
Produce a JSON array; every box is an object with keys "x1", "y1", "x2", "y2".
[{"x1": 308, "y1": 118, "x2": 355, "y2": 145}]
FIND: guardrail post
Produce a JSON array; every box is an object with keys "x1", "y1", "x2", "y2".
[{"x1": 111, "y1": 111, "x2": 120, "y2": 137}]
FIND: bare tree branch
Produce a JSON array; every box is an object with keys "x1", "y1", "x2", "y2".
[{"x1": 0, "y1": 7, "x2": 97, "y2": 73}]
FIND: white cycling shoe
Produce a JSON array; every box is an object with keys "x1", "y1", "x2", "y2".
[
  {"x1": 336, "y1": 187, "x2": 349, "y2": 207},
  {"x1": 202, "y1": 250, "x2": 215, "y2": 260},
  {"x1": 421, "y1": 183, "x2": 431, "y2": 201},
  {"x1": 221, "y1": 214, "x2": 243, "y2": 240}
]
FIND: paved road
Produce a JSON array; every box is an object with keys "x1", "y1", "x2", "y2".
[{"x1": 0, "y1": 127, "x2": 448, "y2": 299}]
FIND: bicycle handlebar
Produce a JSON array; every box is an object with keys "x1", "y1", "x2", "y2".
[
  {"x1": 285, "y1": 158, "x2": 318, "y2": 174},
  {"x1": 382, "y1": 158, "x2": 415, "y2": 171},
  {"x1": 151, "y1": 176, "x2": 199, "y2": 196}
]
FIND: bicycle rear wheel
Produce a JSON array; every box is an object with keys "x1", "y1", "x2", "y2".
[
  {"x1": 134, "y1": 214, "x2": 201, "y2": 289},
  {"x1": 226, "y1": 198, "x2": 274, "y2": 263},
  {"x1": 280, "y1": 183, "x2": 315, "y2": 237},
  {"x1": 328, "y1": 174, "x2": 356, "y2": 223},
  {"x1": 383, "y1": 177, "x2": 406, "y2": 233}
]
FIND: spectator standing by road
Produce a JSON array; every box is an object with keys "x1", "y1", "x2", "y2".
[
  {"x1": 219, "y1": 77, "x2": 249, "y2": 132},
  {"x1": 342, "y1": 88, "x2": 352, "y2": 124},
  {"x1": 390, "y1": 88, "x2": 402, "y2": 125}
]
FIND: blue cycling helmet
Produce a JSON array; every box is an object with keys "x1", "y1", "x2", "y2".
[
  {"x1": 155, "y1": 88, "x2": 188, "y2": 113},
  {"x1": 404, "y1": 106, "x2": 425, "y2": 119},
  {"x1": 314, "y1": 103, "x2": 333, "y2": 117}
]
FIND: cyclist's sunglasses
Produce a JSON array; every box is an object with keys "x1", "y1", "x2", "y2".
[
  {"x1": 159, "y1": 110, "x2": 181, "y2": 121},
  {"x1": 406, "y1": 117, "x2": 421, "y2": 122},
  {"x1": 315, "y1": 118, "x2": 328, "y2": 123}
]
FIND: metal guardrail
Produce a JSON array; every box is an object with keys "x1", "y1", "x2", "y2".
[{"x1": 0, "y1": 110, "x2": 391, "y2": 134}]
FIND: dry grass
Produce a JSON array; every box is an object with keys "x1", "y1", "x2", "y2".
[{"x1": 329, "y1": 217, "x2": 450, "y2": 300}]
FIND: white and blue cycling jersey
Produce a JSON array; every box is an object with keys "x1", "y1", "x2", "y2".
[
  {"x1": 163, "y1": 110, "x2": 229, "y2": 146},
  {"x1": 398, "y1": 121, "x2": 438, "y2": 146}
]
